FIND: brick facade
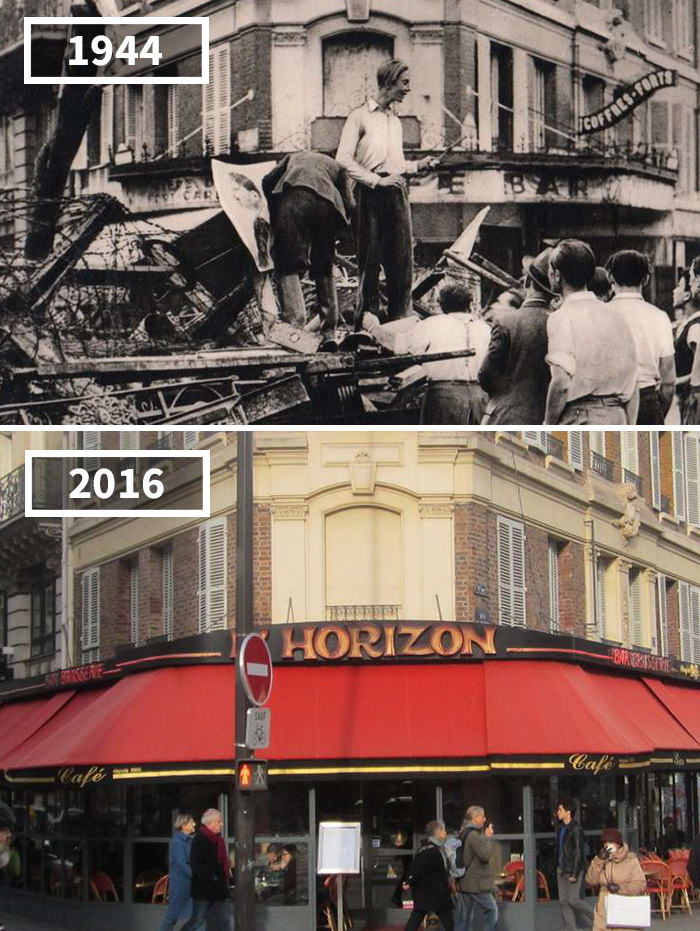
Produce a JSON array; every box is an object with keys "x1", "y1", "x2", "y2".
[
  {"x1": 231, "y1": 28, "x2": 273, "y2": 151},
  {"x1": 454, "y1": 501, "x2": 498, "y2": 624},
  {"x1": 442, "y1": 22, "x2": 477, "y2": 145}
]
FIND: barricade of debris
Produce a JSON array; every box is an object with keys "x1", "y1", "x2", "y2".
[{"x1": 0, "y1": 196, "x2": 513, "y2": 424}]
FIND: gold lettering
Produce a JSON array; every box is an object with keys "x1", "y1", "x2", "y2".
[
  {"x1": 57, "y1": 766, "x2": 107, "y2": 789},
  {"x1": 384, "y1": 625, "x2": 396, "y2": 657},
  {"x1": 568, "y1": 753, "x2": 615, "y2": 775},
  {"x1": 348, "y1": 625, "x2": 383, "y2": 659},
  {"x1": 459, "y1": 625, "x2": 497, "y2": 656},
  {"x1": 314, "y1": 626, "x2": 351, "y2": 660},
  {"x1": 280, "y1": 626, "x2": 316, "y2": 661},
  {"x1": 429, "y1": 625, "x2": 462, "y2": 657},
  {"x1": 397, "y1": 625, "x2": 432, "y2": 657}
]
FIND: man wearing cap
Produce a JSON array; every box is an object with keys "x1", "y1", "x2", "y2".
[
  {"x1": 336, "y1": 58, "x2": 438, "y2": 328},
  {"x1": 478, "y1": 247, "x2": 554, "y2": 424},
  {"x1": 544, "y1": 239, "x2": 639, "y2": 425}
]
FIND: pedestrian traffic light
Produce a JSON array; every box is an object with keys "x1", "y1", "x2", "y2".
[{"x1": 236, "y1": 759, "x2": 268, "y2": 792}]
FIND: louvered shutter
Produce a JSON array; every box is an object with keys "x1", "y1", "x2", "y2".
[
  {"x1": 81, "y1": 567, "x2": 100, "y2": 660},
  {"x1": 568, "y1": 432, "x2": 583, "y2": 470},
  {"x1": 83, "y1": 430, "x2": 100, "y2": 473},
  {"x1": 198, "y1": 519, "x2": 227, "y2": 632},
  {"x1": 100, "y1": 86, "x2": 114, "y2": 163},
  {"x1": 497, "y1": 516, "x2": 526, "y2": 628},
  {"x1": 130, "y1": 562, "x2": 139, "y2": 645},
  {"x1": 629, "y1": 571, "x2": 643, "y2": 646},
  {"x1": 119, "y1": 431, "x2": 136, "y2": 449},
  {"x1": 216, "y1": 45, "x2": 231, "y2": 155},
  {"x1": 184, "y1": 431, "x2": 199, "y2": 449},
  {"x1": 656, "y1": 574, "x2": 668, "y2": 656},
  {"x1": 523, "y1": 431, "x2": 547, "y2": 451},
  {"x1": 621, "y1": 433, "x2": 639, "y2": 474},
  {"x1": 691, "y1": 586, "x2": 700, "y2": 664},
  {"x1": 684, "y1": 434, "x2": 699, "y2": 527},
  {"x1": 125, "y1": 86, "x2": 142, "y2": 153},
  {"x1": 596, "y1": 559, "x2": 607, "y2": 639},
  {"x1": 167, "y1": 86, "x2": 179, "y2": 153},
  {"x1": 548, "y1": 540, "x2": 560, "y2": 631},
  {"x1": 202, "y1": 49, "x2": 216, "y2": 153},
  {"x1": 679, "y1": 581, "x2": 692, "y2": 661},
  {"x1": 649, "y1": 432, "x2": 661, "y2": 510},
  {"x1": 673, "y1": 432, "x2": 686, "y2": 520},
  {"x1": 162, "y1": 548, "x2": 174, "y2": 640}
]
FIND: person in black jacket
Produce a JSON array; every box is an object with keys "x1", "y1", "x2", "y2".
[
  {"x1": 403, "y1": 820, "x2": 454, "y2": 931},
  {"x1": 189, "y1": 809, "x2": 231, "y2": 931},
  {"x1": 555, "y1": 798, "x2": 594, "y2": 931}
]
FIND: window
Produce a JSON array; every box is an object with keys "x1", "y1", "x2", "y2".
[
  {"x1": 322, "y1": 32, "x2": 394, "y2": 117},
  {"x1": 125, "y1": 85, "x2": 143, "y2": 156},
  {"x1": 581, "y1": 76, "x2": 605, "y2": 135},
  {"x1": 568, "y1": 431, "x2": 583, "y2": 470},
  {"x1": 621, "y1": 433, "x2": 639, "y2": 475},
  {"x1": 99, "y1": 86, "x2": 114, "y2": 164},
  {"x1": 628, "y1": 569, "x2": 644, "y2": 647},
  {"x1": 674, "y1": 0, "x2": 692, "y2": 55},
  {"x1": 0, "y1": 115, "x2": 14, "y2": 186},
  {"x1": 129, "y1": 561, "x2": 139, "y2": 646},
  {"x1": 679, "y1": 582, "x2": 700, "y2": 663},
  {"x1": 162, "y1": 547, "x2": 174, "y2": 641},
  {"x1": 548, "y1": 539, "x2": 561, "y2": 632},
  {"x1": 198, "y1": 518, "x2": 227, "y2": 632},
  {"x1": 645, "y1": 0, "x2": 664, "y2": 41},
  {"x1": 649, "y1": 432, "x2": 661, "y2": 510},
  {"x1": 589, "y1": 432, "x2": 605, "y2": 458},
  {"x1": 497, "y1": 516, "x2": 526, "y2": 627},
  {"x1": 81, "y1": 567, "x2": 100, "y2": 663},
  {"x1": 31, "y1": 576, "x2": 56, "y2": 657},
  {"x1": 523, "y1": 431, "x2": 547, "y2": 452},
  {"x1": 202, "y1": 44, "x2": 231, "y2": 155},
  {"x1": 656, "y1": 574, "x2": 669, "y2": 656},
  {"x1": 532, "y1": 59, "x2": 555, "y2": 151},
  {"x1": 672, "y1": 432, "x2": 686, "y2": 520},
  {"x1": 491, "y1": 44, "x2": 514, "y2": 151}
]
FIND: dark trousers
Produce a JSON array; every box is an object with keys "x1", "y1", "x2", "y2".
[
  {"x1": 421, "y1": 381, "x2": 487, "y2": 425},
  {"x1": 354, "y1": 182, "x2": 413, "y2": 327},
  {"x1": 636, "y1": 386, "x2": 664, "y2": 425},
  {"x1": 404, "y1": 908, "x2": 454, "y2": 931}
]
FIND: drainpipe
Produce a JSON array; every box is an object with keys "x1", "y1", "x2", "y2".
[
  {"x1": 584, "y1": 518, "x2": 598, "y2": 637},
  {"x1": 60, "y1": 429, "x2": 74, "y2": 668}
]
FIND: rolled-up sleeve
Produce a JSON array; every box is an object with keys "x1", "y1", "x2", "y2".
[
  {"x1": 336, "y1": 110, "x2": 381, "y2": 188},
  {"x1": 545, "y1": 311, "x2": 576, "y2": 378}
]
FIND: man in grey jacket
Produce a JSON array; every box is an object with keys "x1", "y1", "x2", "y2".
[{"x1": 457, "y1": 805, "x2": 498, "y2": 931}]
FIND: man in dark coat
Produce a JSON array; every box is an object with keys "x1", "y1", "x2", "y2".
[
  {"x1": 262, "y1": 150, "x2": 355, "y2": 343},
  {"x1": 478, "y1": 247, "x2": 554, "y2": 424},
  {"x1": 403, "y1": 820, "x2": 454, "y2": 930},
  {"x1": 556, "y1": 797, "x2": 594, "y2": 931},
  {"x1": 189, "y1": 808, "x2": 231, "y2": 930}
]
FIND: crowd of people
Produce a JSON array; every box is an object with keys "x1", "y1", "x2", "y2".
[
  {"x1": 259, "y1": 55, "x2": 699, "y2": 427},
  {"x1": 402, "y1": 799, "x2": 700, "y2": 931}
]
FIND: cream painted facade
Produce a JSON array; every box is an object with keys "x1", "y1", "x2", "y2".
[{"x1": 64, "y1": 430, "x2": 700, "y2": 665}]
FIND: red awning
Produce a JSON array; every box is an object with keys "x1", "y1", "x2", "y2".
[
  {"x1": 0, "y1": 691, "x2": 75, "y2": 766},
  {"x1": 642, "y1": 677, "x2": 700, "y2": 745}
]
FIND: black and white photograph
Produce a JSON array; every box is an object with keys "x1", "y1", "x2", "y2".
[{"x1": 0, "y1": 1, "x2": 699, "y2": 424}]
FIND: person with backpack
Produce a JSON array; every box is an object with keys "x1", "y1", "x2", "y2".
[
  {"x1": 456, "y1": 806, "x2": 498, "y2": 931},
  {"x1": 403, "y1": 820, "x2": 454, "y2": 930}
]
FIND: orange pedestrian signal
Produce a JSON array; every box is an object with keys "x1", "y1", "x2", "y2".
[{"x1": 236, "y1": 759, "x2": 268, "y2": 792}]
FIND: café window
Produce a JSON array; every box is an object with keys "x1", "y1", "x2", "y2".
[
  {"x1": 31, "y1": 575, "x2": 55, "y2": 657},
  {"x1": 322, "y1": 32, "x2": 394, "y2": 117},
  {"x1": 325, "y1": 506, "x2": 402, "y2": 620}
]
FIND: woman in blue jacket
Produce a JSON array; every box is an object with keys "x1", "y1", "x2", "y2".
[{"x1": 160, "y1": 813, "x2": 196, "y2": 931}]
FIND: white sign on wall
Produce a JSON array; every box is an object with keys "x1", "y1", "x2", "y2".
[{"x1": 317, "y1": 822, "x2": 362, "y2": 875}]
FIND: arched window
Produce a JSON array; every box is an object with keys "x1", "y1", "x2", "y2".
[
  {"x1": 322, "y1": 32, "x2": 394, "y2": 116},
  {"x1": 325, "y1": 506, "x2": 402, "y2": 620}
]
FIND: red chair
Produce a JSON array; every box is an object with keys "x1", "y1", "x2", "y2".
[
  {"x1": 666, "y1": 858, "x2": 693, "y2": 916},
  {"x1": 90, "y1": 870, "x2": 119, "y2": 902},
  {"x1": 498, "y1": 860, "x2": 524, "y2": 901},
  {"x1": 152, "y1": 874, "x2": 168, "y2": 904},
  {"x1": 641, "y1": 857, "x2": 669, "y2": 920},
  {"x1": 511, "y1": 869, "x2": 550, "y2": 902}
]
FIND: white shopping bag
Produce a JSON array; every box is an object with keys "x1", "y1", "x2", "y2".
[{"x1": 604, "y1": 893, "x2": 651, "y2": 928}]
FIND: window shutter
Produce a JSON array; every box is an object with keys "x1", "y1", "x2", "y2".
[
  {"x1": 649, "y1": 432, "x2": 661, "y2": 510},
  {"x1": 523, "y1": 431, "x2": 547, "y2": 451},
  {"x1": 202, "y1": 49, "x2": 216, "y2": 153},
  {"x1": 167, "y1": 86, "x2": 179, "y2": 153},
  {"x1": 548, "y1": 540, "x2": 560, "y2": 632},
  {"x1": 679, "y1": 581, "x2": 692, "y2": 661},
  {"x1": 684, "y1": 434, "x2": 699, "y2": 527},
  {"x1": 162, "y1": 548, "x2": 174, "y2": 641},
  {"x1": 629, "y1": 571, "x2": 643, "y2": 646},
  {"x1": 596, "y1": 559, "x2": 607, "y2": 639},
  {"x1": 198, "y1": 518, "x2": 227, "y2": 632},
  {"x1": 656, "y1": 574, "x2": 668, "y2": 656},
  {"x1": 497, "y1": 516, "x2": 526, "y2": 628},
  {"x1": 589, "y1": 432, "x2": 605, "y2": 459},
  {"x1": 184, "y1": 431, "x2": 199, "y2": 449},
  {"x1": 125, "y1": 85, "x2": 142, "y2": 153},
  {"x1": 82, "y1": 430, "x2": 100, "y2": 473},
  {"x1": 81, "y1": 567, "x2": 100, "y2": 659},
  {"x1": 119, "y1": 431, "x2": 136, "y2": 450},
  {"x1": 130, "y1": 562, "x2": 139, "y2": 645},
  {"x1": 216, "y1": 44, "x2": 231, "y2": 155},
  {"x1": 621, "y1": 433, "x2": 639, "y2": 474},
  {"x1": 691, "y1": 586, "x2": 700, "y2": 664},
  {"x1": 100, "y1": 86, "x2": 114, "y2": 163},
  {"x1": 673, "y1": 432, "x2": 686, "y2": 520},
  {"x1": 568, "y1": 432, "x2": 583, "y2": 470}
]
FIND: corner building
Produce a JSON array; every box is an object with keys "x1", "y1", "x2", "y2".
[{"x1": 0, "y1": 429, "x2": 699, "y2": 931}]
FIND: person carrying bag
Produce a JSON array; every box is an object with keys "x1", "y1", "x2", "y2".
[{"x1": 584, "y1": 828, "x2": 649, "y2": 930}]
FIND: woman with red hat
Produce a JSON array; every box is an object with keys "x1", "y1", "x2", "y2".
[{"x1": 585, "y1": 828, "x2": 647, "y2": 930}]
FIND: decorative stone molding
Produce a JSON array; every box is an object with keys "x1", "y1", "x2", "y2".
[
  {"x1": 271, "y1": 502, "x2": 308, "y2": 521},
  {"x1": 419, "y1": 502, "x2": 454, "y2": 518},
  {"x1": 272, "y1": 28, "x2": 307, "y2": 47},
  {"x1": 410, "y1": 25, "x2": 443, "y2": 45},
  {"x1": 350, "y1": 451, "x2": 377, "y2": 495}
]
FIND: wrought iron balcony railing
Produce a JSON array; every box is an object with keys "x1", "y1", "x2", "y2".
[
  {"x1": 0, "y1": 465, "x2": 25, "y2": 523},
  {"x1": 545, "y1": 435, "x2": 565, "y2": 460},
  {"x1": 0, "y1": 460, "x2": 60, "y2": 523},
  {"x1": 623, "y1": 469, "x2": 643, "y2": 496},
  {"x1": 660, "y1": 493, "x2": 671, "y2": 514},
  {"x1": 590, "y1": 451, "x2": 614, "y2": 482}
]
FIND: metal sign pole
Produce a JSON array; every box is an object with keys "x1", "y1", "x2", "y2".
[
  {"x1": 337, "y1": 876, "x2": 344, "y2": 931},
  {"x1": 234, "y1": 431, "x2": 255, "y2": 931}
]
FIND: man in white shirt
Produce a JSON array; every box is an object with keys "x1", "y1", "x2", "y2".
[
  {"x1": 606, "y1": 250, "x2": 675, "y2": 424},
  {"x1": 336, "y1": 59, "x2": 437, "y2": 329},
  {"x1": 544, "y1": 239, "x2": 639, "y2": 425},
  {"x1": 363, "y1": 280, "x2": 490, "y2": 424}
]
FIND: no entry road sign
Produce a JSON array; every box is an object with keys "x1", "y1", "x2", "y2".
[{"x1": 239, "y1": 632, "x2": 273, "y2": 706}]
